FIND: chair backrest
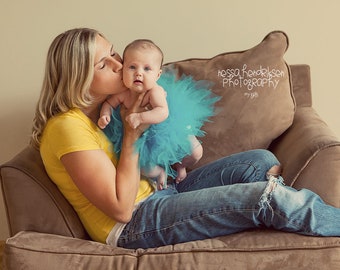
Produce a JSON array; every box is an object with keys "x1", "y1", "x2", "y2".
[
  {"x1": 0, "y1": 146, "x2": 89, "y2": 239},
  {"x1": 0, "y1": 65, "x2": 312, "y2": 240}
]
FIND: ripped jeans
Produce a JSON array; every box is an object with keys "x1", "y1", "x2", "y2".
[{"x1": 117, "y1": 149, "x2": 340, "y2": 249}]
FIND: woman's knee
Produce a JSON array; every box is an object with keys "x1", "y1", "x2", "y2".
[
  {"x1": 267, "y1": 165, "x2": 282, "y2": 177},
  {"x1": 248, "y1": 149, "x2": 279, "y2": 164},
  {"x1": 247, "y1": 149, "x2": 281, "y2": 178},
  {"x1": 255, "y1": 149, "x2": 282, "y2": 177}
]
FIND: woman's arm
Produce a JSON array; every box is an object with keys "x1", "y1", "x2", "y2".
[{"x1": 61, "y1": 93, "x2": 148, "y2": 223}]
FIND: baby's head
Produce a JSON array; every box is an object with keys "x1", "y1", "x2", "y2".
[
  {"x1": 123, "y1": 39, "x2": 163, "y2": 68},
  {"x1": 122, "y1": 39, "x2": 164, "y2": 92}
]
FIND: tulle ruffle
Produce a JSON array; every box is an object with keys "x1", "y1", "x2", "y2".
[{"x1": 104, "y1": 71, "x2": 220, "y2": 179}]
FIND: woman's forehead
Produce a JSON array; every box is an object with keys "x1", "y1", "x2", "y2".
[{"x1": 94, "y1": 35, "x2": 113, "y2": 65}]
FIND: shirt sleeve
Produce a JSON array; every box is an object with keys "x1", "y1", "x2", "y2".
[{"x1": 46, "y1": 113, "x2": 103, "y2": 160}]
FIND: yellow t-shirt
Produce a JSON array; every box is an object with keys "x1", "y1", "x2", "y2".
[{"x1": 40, "y1": 108, "x2": 154, "y2": 243}]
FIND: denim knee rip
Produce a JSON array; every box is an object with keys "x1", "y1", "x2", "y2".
[{"x1": 259, "y1": 175, "x2": 285, "y2": 218}]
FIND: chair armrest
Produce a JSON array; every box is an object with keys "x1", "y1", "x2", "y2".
[
  {"x1": 0, "y1": 146, "x2": 89, "y2": 238},
  {"x1": 269, "y1": 107, "x2": 340, "y2": 207}
]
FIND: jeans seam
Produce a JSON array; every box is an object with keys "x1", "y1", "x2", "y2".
[
  {"x1": 120, "y1": 205, "x2": 259, "y2": 242},
  {"x1": 184, "y1": 161, "x2": 264, "y2": 190}
]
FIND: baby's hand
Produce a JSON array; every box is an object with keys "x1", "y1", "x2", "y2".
[
  {"x1": 126, "y1": 113, "x2": 142, "y2": 129},
  {"x1": 98, "y1": 115, "x2": 111, "y2": 129}
]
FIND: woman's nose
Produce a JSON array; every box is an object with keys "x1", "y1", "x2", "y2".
[{"x1": 111, "y1": 59, "x2": 123, "y2": 72}]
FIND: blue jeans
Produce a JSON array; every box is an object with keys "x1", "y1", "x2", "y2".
[{"x1": 117, "y1": 149, "x2": 340, "y2": 249}]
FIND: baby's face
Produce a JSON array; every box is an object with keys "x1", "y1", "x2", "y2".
[{"x1": 122, "y1": 48, "x2": 162, "y2": 93}]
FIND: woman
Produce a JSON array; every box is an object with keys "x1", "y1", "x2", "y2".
[{"x1": 31, "y1": 28, "x2": 340, "y2": 249}]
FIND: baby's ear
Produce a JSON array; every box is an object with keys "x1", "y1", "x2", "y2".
[{"x1": 157, "y1": 69, "x2": 162, "y2": 80}]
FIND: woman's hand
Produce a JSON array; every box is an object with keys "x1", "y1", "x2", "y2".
[{"x1": 120, "y1": 92, "x2": 150, "y2": 139}]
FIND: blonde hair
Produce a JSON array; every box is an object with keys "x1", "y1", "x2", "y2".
[
  {"x1": 123, "y1": 39, "x2": 164, "y2": 67},
  {"x1": 31, "y1": 28, "x2": 103, "y2": 148}
]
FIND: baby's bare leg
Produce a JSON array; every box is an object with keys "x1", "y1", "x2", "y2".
[{"x1": 175, "y1": 136, "x2": 203, "y2": 183}]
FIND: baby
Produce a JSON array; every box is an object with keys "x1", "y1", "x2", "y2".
[{"x1": 98, "y1": 39, "x2": 202, "y2": 189}]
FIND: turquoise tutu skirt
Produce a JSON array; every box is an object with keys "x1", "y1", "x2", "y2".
[{"x1": 104, "y1": 71, "x2": 220, "y2": 179}]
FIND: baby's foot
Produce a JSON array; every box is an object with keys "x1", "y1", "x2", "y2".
[
  {"x1": 157, "y1": 169, "x2": 167, "y2": 190},
  {"x1": 175, "y1": 164, "x2": 187, "y2": 183}
]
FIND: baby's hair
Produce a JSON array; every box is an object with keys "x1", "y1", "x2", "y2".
[{"x1": 123, "y1": 39, "x2": 164, "y2": 66}]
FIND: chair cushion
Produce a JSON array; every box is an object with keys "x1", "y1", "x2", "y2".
[
  {"x1": 164, "y1": 31, "x2": 295, "y2": 167},
  {"x1": 4, "y1": 230, "x2": 340, "y2": 269}
]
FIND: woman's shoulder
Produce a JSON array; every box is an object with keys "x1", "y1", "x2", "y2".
[
  {"x1": 41, "y1": 108, "x2": 110, "y2": 158},
  {"x1": 47, "y1": 108, "x2": 92, "y2": 128},
  {"x1": 44, "y1": 108, "x2": 100, "y2": 142}
]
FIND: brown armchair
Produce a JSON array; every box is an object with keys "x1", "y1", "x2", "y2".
[
  {"x1": 2, "y1": 64, "x2": 340, "y2": 269},
  {"x1": 3, "y1": 31, "x2": 340, "y2": 269}
]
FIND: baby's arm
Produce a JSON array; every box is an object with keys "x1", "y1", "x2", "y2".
[
  {"x1": 98, "y1": 101, "x2": 113, "y2": 129},
  {"x1": 127, "y1": 84, "x2": 169, "y2": 129},
  {"x1": 98, "y1": 91, "x2": 129, "y2": 129}
]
